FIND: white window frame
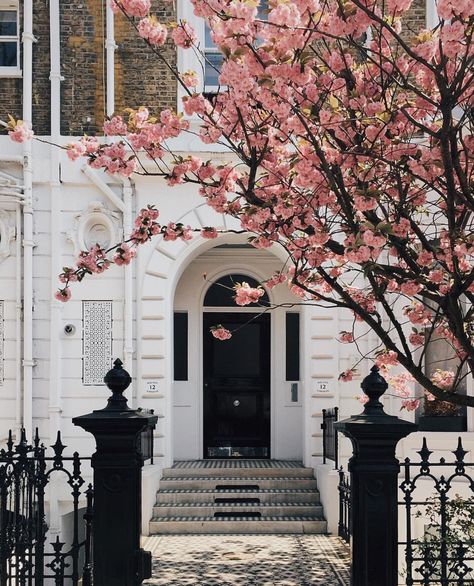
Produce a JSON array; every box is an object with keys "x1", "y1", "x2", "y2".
[
  {"x1": 0, "y1": 1, "x2": 21, "y2": 77},
  {"x1": 203, "y1": 22, "x2": 223, "y2": 95},
  {"x1": 177, "y1": 0, "x2": 267, "y2": 108}
]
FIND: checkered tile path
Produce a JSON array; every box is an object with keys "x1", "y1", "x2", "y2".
[{"x1": 142, "y1": 534, "x2": 351, "y2": 585}]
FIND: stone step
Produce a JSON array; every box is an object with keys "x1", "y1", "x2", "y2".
[
  {"x1": 149, "y1": 516, "x2": 328, "y2": 535},
  {"x1": 163, "y1": 463, "x2": 313, "y2": 479},
  {"x1": 153, "y1": 502, "x2": 324, "y2": 518},
  {"x1": 155, "y1": 488, "x2": 321, "y2": 504},
  {"x1": 159, "y1": 477, "x2": 319, "y2": 491}
]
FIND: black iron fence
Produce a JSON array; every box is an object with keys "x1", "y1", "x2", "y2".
[
  {"x1": 338, "y1": 436, "x2": 474, "y2": 585},
  {"x1": 0, "y1": 429, "x2": 93, "y2": 586},
  {"x1": 338, "y1": 467, "x2": 351, "y2": 544},
  {"x1": 399, "y1": 437, "x2": 474, "y2": 585},
  {"x1": 321, "y1": 407, "x2": 339, "y2": 469}
]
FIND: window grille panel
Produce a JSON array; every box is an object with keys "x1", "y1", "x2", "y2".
[{"x1": 82, "y1": 301, "x2": 113, "y2": 385}]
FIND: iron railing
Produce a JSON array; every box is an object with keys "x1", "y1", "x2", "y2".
[
  {"x1": 399, "y1": 437, "x2": 474, "y2": 585},
  {"x1": 338, "y1": 467, "x2": 351, "y2": 544},
  {"x1": 321, "y1": 407, "x2": 339, "y2": 469},
  {"x1": 338, "y1": 437, "x2": 474, "y2": 584},
  {"x1": 0, "y1": 429, "x2": 93, "y2": 586}
]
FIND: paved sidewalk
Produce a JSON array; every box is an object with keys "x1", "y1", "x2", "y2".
[{"x1": 142, "y1": 534, "x2": 351, "y2": 586}]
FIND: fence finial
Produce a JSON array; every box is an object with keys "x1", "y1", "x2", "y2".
[
  {"x1": 360, "y1": 365, "x2": 389, "y2": 414},
  {"x1": 103, "y1": 358, "x2": 132, "y2": 411}
]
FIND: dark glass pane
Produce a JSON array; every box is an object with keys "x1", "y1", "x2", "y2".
[
  {"x1": 174, "y1": 312, "x2": 188, "y2": 381},
  {"x1": 204, "y1": 52, "x2": 223, "y2": 87},
  {"x1": 204, "y1": 273, "x2": 270, "y2": 307},
  {"x1": 0, "y1": 42, "x2": 17, "y2": 67},
  {"x1": 0, "y1": 11, "x2": 16, "y2": 36},
  {"x1": 286, "y1": 312, "x2": 300, "y2": 381},
  {"x1": 212, "y1": 322, "x2": 260, "y2": 377}
]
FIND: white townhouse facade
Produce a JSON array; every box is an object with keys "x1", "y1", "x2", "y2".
[{"x1": 0, "y1": 0, "x2": 473, "y2": 538}]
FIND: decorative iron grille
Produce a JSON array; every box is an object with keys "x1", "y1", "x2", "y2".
[
  {"x1": 0, "y1": 429, "x2": 93, "y2": 586},
  {"x1": 82, "y1": 300, "x2": 113, "y2": 385},
  {"x1": 338, "y1": 467, "x2": 351, "y2": 544},
  {"x1": 321, "y1": 407, "x2": 339, "y2": 469},
  {"x1": 399, "y1": 437, "x2": 474, "y2": 585},
  {"x1": 338, "y1": 437, "x2": 474, "y2": 583}
]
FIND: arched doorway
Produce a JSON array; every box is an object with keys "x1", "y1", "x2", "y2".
[{"x1": 203, "y1": 274, "x2": 271, "y2": 458}]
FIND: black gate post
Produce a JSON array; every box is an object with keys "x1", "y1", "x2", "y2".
[
  {"x1": 73, "y1": 359, "x2": 158, "y2": 586},
  {"x1": 334, "y1": 366, "x2": 418, "y2": 586}
]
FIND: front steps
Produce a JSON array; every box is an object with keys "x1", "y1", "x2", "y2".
[{"x1": 149, "y1": 460, "x2": 327, "y2": 534}]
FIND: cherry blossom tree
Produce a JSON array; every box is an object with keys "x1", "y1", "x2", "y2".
[{"x1": 8, "y1": 0, "x2": 474, "y2": 409}]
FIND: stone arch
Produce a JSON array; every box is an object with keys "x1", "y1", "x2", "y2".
[{"x1": 137, "y1": 202, "x2": 288, "y2": 466}]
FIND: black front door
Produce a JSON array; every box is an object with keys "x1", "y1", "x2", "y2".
[{"x1": 203, "y1": 312, "x2": 270, "y2": 458}]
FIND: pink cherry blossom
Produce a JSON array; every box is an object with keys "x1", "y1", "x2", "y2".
[
  {"x1": 8, "y1": 120, "x2": 34, "y2": 143},
  {"x1": 113, "y1": 243, "x2": 137, "y2": 266},
  {"x1": 103, "y1": 116, "x2": 128, "y2": 136},
  {"x1": 171, "y1": 22, "x2": 197, "y2": 48},
  {"x1": 137, "y1": 17, "x2": 167, "y2": 46},
  {"x1": 431, "y1": 369, "x2": 456, "y2": 390},
  {"x1": 112, "y1": 0, "x2": 150, "y2": 18},
  {"x1": 55, "y1": 288, "x2": 72, "y2": 302},
  {"x1": 375, "y1": 350, "x2": 399, "y2": 369},
  {"x1": 339, "y1": 369, "x2": 355, "y2": 382},
  {"x1": 201, "y1": 227, "x2": 218, "y2": 239},
  {"x1": 400, "y1": 281, "x2": 422, "y2": 296},
  {"x1": 401, "y1": 399, "x2": 420, "y2": 411},
  {"x1": 67, "y1": 141, "x2": 87, "y2": 161},
  {"x1": 182, "y1": 70, "x2": 199, "y2": 88},
  {"x1": 409, "y1": 332, "x2": 425, "y2": 346},
  {"x1": 339, "y1": 331, "x2": 354, "y2": 343},
  {"x1": 234, "y1": 282, "x2": 265, "y2": 306},
  {"x1": 211, "y1": 325, "x2": 232, "y2": 340}
]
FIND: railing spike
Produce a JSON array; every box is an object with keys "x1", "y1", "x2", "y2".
[
  {"x1": 34, "y1": 427, "x2": 40, "y2": 447},
  {"x1": 7, "y1": 429, "x2": 13, "y2": 453},
  {"x1": 418, "y1": 437, "x2": 432, "y2": 464}
]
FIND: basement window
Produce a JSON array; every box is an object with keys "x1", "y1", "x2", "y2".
[{"x1": 0, "y1": 2, "x2": 20, "y2": 76}]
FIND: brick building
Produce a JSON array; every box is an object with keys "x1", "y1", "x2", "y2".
[{"x1": 0, "y1": 0, "x2": 472, "y2": 539}]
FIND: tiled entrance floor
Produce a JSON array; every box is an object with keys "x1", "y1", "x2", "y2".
[{"x1": 142, "y1": 534, "x2": 351, "y2": 585}]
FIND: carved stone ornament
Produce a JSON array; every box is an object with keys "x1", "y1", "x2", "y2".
[
  {"x1": 0, "y1": 211, "x2": 16, "y2": 262},
  {"x1": 67, "y1": 201, "x2": 121, "y2": 255}
]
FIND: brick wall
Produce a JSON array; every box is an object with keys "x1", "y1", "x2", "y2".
[
  {"x1": 60, "y1": 0, "x2": 177, "y2": 136},
  {"x1": 114, "y1": 0, "x2": 177, "y2": 117},
  {"x1": 60, "y1": 0, "x2": 106, "y2": 135}
]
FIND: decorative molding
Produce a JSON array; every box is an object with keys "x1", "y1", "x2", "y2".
[
  {"x1": 0, "y1": 211, "x2": 16, "y2": 262},
  {"x1": 82, "y1": 301, "x2": 113, "y2": 385},
  {"x1": 68, "y1": 201, "x2": 121, "y2": 254},
  {"x1": 0, "y1": 301, "x2": 3, "y2": 385}
]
